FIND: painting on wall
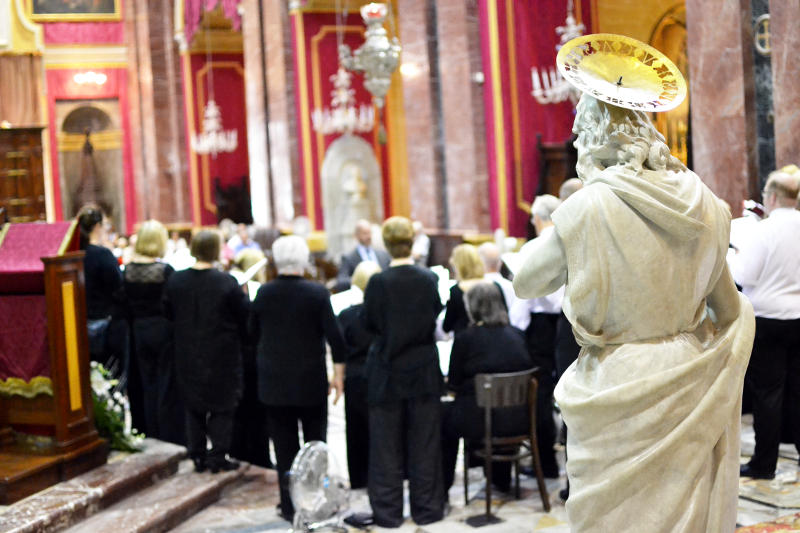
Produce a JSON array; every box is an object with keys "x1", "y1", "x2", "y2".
[{"x1": 29, "y1": 0, "x2": 121, "y2": 21}]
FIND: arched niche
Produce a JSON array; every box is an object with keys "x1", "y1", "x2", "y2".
[
  {"x1": 320, "y1": 134, "x2": 384, "y2": 261},
  {"x1": 649, "y1": 5, "x2": 690, "y2": 166},
  {"x1": 55, "y1": 100, "x2": 125, "y2": 232}
]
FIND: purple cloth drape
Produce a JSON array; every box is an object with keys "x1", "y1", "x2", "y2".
[{"x1": 184, "y1": 0, "x2": 242, "y2": 46}]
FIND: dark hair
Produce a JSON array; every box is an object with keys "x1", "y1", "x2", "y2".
[
  {"x1": 381, "y1": 216, "x2": 414, "y2": 259},
  {"x1": 464, "y1": 282, "x2": 509, "y2": 327},
  {"x1": 76, "y1": 206, "x2": 104, "y2": 250},
  {"x1": 190, "y1": 230, "x2": 221, "y2": 263}
]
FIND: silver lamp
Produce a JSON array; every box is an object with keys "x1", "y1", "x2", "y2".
[{"x1": 338, "y1": 3, "x2": 401, "y2": 109}]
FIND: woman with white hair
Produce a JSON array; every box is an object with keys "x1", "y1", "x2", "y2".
[{"x1": 250, "y1": 235, "x2": 346, "y2": 522}]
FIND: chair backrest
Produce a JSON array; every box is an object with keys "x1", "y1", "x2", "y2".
[{"x1": 474, "y1": 368, "x2": 538, "y2": 409}]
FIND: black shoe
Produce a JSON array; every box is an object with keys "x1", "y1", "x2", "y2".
[
  {"x1": 344, "y1": 512, "x2": 374, "y2": 529},
  {"x1": 521, "y1": 465, "x2": 560, "y2": 479},
  {"x1": 559, "y1": 486, "x2": 569, "y2": 501},
  {"x1": 208, "y1": 458, "x2": 240, "y2": 473},
  {"x1": 192, "y1": 457, "x2": 206, "y2": 473},
  {"x1": 739, "y1": 463, "x2": 775, "y2": 480}
]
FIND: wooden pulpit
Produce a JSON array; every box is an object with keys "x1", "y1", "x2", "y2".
[{"x1": 0, "y1": 221, "x2": 108, "y2": 504}]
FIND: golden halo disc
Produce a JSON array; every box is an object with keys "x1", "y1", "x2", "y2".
[{"x1": 556, "y1": 33, "x2": 687, "y2": 112}]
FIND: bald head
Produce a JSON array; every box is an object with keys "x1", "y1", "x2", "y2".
[
  {"x1": 477, "y1": 242, "x2": 502, "y2": 273},
  {"x1": 559, "y1": 178, "x2": 583, "y2": 200},
  {"x1": 763, "y1": 170, "x2": 799, "y2": 213},
  {"x1": 355, "y1": 219, "x2": 372, "y2": 246}
]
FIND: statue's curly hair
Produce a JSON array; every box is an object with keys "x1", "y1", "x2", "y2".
[{"x1": 573, "y1": 95, "x2": 685, "y2": 181}]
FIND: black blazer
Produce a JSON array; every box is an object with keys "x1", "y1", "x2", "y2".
[
  {"x1": 363, "y1": 264, "x2": 443, "y2": 404},
  {"x1": 164, "y1": 268, "x2": 249, "y2": 411},
  {"x1": 338, "y1": 303, "x2": 374, "y2": 373},
  {"x1": 336, "y1": 247, "x2": 391, "y2": 289},
  {"x1": 446, "y1": 324, "x2": 533, "y2": 439},
  {"x1": 250, "y1": 275, "x2": 346, "y2": 406}
]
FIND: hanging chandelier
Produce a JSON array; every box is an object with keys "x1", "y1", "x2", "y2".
[
  {"x1": 312, "y1": 66, "x2": 375, "y2": 135},
  {"x1": 338, "y1": 3, "x2": 401, "y2": 109},
  {"x1": 531, "y1": 0, "x2": 584, "y2": 106},
  {"x1": 191, "y1": 99, "x2": 238, "y2": 157}
]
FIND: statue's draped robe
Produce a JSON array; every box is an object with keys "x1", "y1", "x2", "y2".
[{"x1": 516, "y1": 166, "x2": 754, "y2": 532}]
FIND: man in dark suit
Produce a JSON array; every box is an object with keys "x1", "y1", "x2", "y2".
[{"x1": 335, "y1": 219, "x2": 390, "y2": 291}]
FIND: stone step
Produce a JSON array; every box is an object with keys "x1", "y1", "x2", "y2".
[
  {"x1": 62, "y1": 460, "x2": 247, "y2": 533},
  {"x1": 168, "y1": 466, "x2": 284, "y2": 533},
  {"x1": 0, "y1": 439, "x2": 185, "y2": 533}
]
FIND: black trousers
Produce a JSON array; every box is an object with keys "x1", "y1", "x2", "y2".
[
  {"x1": 185, "y1": 407, "x2": 235, "y2": 464},
  {"x1": 526, "y1": 313, "x2": 559, "y2": 476},
  {"x1": 345, "y1": 373, "x2": 369, "y2": 489},
  {"x1": 555, "y1": 312, "x2": 580, "y2": 378},
  {"x1": 132, "y1": 316, "x2": 170, "y2": 438},
  {"x1": 369, "y1": 395, "x2": 444, "y2": 528},
  {"x1": 265, "y1": 403, "x2": 327, "y2": 520},
  {"x1": 746, "y1": 316, "x2": 800, "y2": 473}
]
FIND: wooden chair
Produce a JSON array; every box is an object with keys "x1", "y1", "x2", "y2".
[{"x1": 464, "y1": 368, "x2": 550, "y2": 526}]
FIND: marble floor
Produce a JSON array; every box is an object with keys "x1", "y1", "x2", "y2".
[
  {"x1": 3, "y1": 405, "x2": 800, "y2": 532},
  {"x1": 166, "y1": 409, "x2": 800, "y2": 532}
]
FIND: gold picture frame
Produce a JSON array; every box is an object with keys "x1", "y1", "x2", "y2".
[{"x1": 28, "y1": 0, "x2": 121, "y2": 22}]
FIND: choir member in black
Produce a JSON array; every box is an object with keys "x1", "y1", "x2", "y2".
[
  {"x1": 77, "y1": 206, "x2": 127, "y2": 378},
  {"x1": 440, "y1": 282, "x2": 534, "y2": 496},
  {"x1": 250, "y1": 235, "x2": 346, "y2": 522},
  {"x1": 230, "y1": 249, "x2": 272, "y2": 469},
  {"x1": 338, "y1": 260, "x2": 382, "y2": 489},
  {"x1": 123, "y1": 220, "x2": 184, "y2": 445},
  {"x1": 363, "y1": 216, "x2": 445, "y2": 528},
  {"x1": 443, "y1": 244, "x2": 485, "y2": 334},
  {"x1": 163, "y1": 230, "x2": 248, "y2": 473}
]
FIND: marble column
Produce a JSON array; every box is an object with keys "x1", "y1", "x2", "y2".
[
  {"x1": 263, "y1": 1, "x2": 300, "y2": 226},
  {"x1": 435, "y1": 0, "x2": 490, "y2": 231},
  {"x1": 147, "y1": 0, "x2": 189, "y2": 223},
  {"x1": 396, "y1": 0, "x2": 440, "y2": 229},
  {"x1": 126, "y1": 0, "x2": 189, "y2": 225},
  {"x1": 686, "y1": 0, "x2": 759, "y2": 214},
  {"x1": 769, "y1": 0, "x2": 800, "y2": 167},
  {"x1": 241, "y1": 0, "x2": 272, "y2": 226}
]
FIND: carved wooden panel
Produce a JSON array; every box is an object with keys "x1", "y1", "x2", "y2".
[{"x1": 0, "y1": 128, "x2": 46, "y2": 223}]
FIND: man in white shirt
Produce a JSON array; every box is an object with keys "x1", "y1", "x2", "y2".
[
  {"x1": 509, "y1": 194, "x2": 563, "y2": 479},
  {"x1": 732, "y1": 169, "x2": 800, "y2": 480}
]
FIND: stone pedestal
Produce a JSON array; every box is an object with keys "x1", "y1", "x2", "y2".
[{"x1": 686, "y1": 0, "x2": 760, "y2": 214}]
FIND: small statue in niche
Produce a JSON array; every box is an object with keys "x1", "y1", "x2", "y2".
[
  {"x1": 73, "y1": 128, "x2": 112, "y2": 219},
  {"x1": 335, "y1": 160, "x2": 372, "y2": 254}
]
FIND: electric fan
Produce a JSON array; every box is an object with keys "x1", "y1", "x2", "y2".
[{"x1": 289, "y1": 441, "x2": 350, "y2": 532}]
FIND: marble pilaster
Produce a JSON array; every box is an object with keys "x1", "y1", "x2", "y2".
[
  {"x1": 263, "y1": 1, "x2": 300, "y2": 226},
  {"x1": 132, "y1": 0, "x2": 160, "y2": 221},
  {"x1": 125, "y1": 0, "x2": 189, "y2": 225},
  {"x1": 769, "y1": 0, "x2": 800, "y2": 167},
  {"x1": 147, "y1": 0, "x2": 189, "y2": 223},
  {"x1": 686, "y1": 0, "x2": 759, "y2": 215},
  {"x1": 396, "y1": 0, "x2": 440, "y2": 229},
  {"x1": 435, "y1": 0, "x2": 490, "y2": 232},
  {"x1": 241, "y1": 0, "x2": 272, "y2": 226}
]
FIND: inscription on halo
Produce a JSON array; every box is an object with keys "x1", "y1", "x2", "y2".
[{"x1": 556, "y1": 34, "x2": 687, "y2": 112}]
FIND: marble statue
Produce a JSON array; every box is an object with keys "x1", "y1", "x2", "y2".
[
  {"x1": 513, "y1": 94, "x2": 755, "y2": 532},
  {"x1": 321, "y1": 134, "x2": 383, "y2": 260}
]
